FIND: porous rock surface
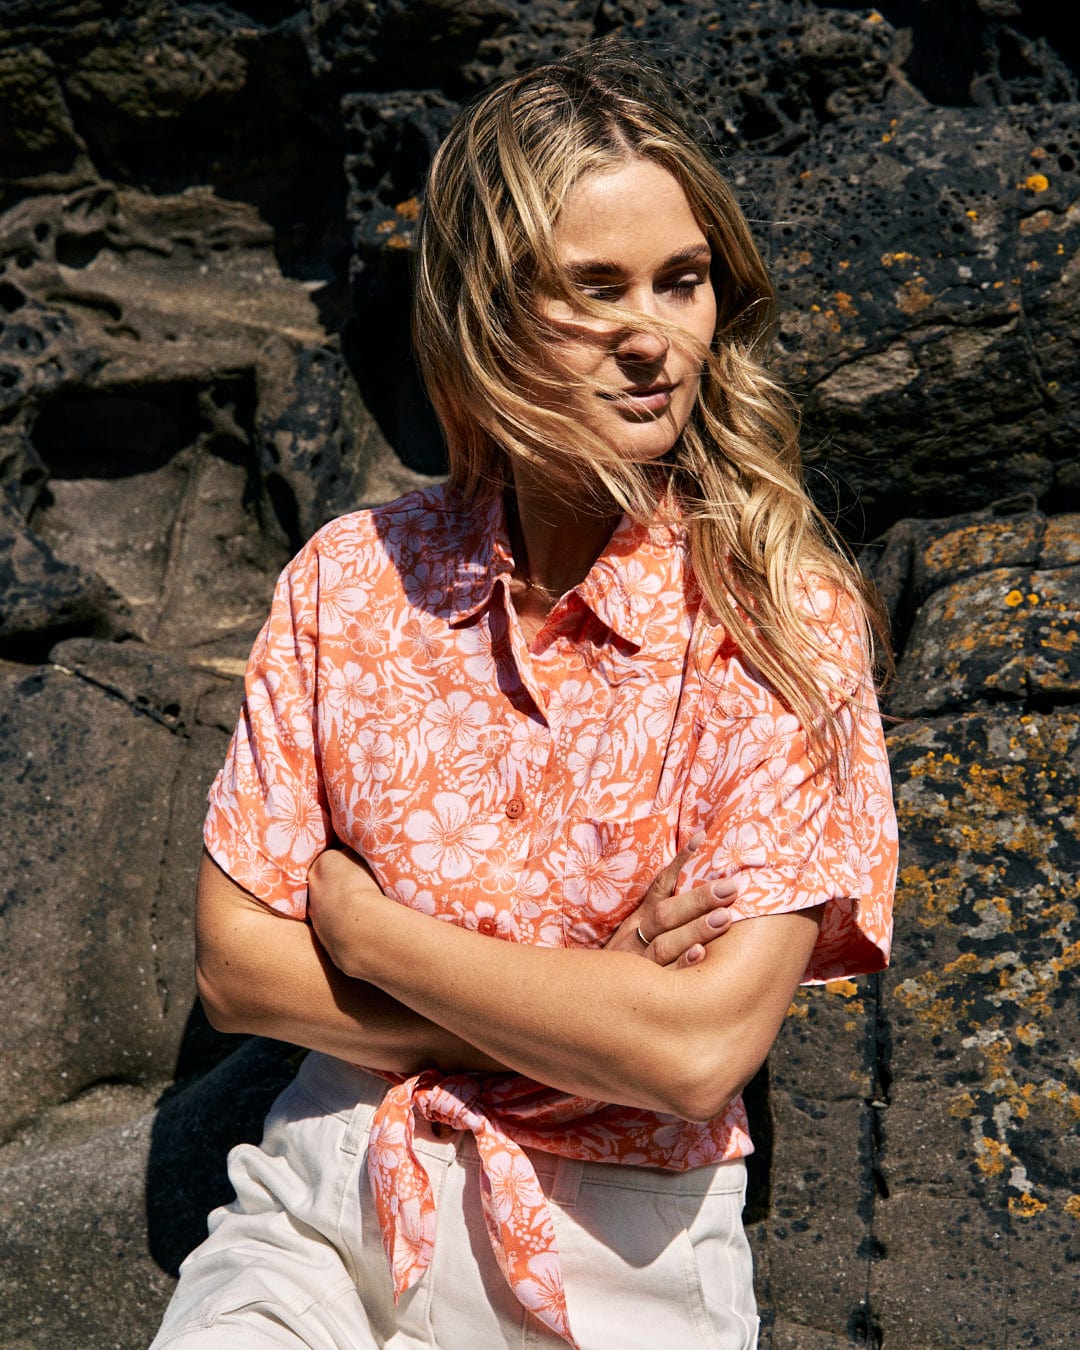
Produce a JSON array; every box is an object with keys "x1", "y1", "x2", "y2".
[{"x1": 0, "y1": 3, "x2": 1076, "y2": 1347}]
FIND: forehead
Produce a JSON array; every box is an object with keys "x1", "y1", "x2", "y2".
[{"x1": 552, "y1": 158, "x2": 707, "y2": 264}]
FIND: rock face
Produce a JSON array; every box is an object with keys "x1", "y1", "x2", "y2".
[{"x1": 0, "y1": 3, "x2": 1077, "y2": 1347}]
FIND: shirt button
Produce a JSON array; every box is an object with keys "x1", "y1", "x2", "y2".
[
  {"x1": 505, "y1": 796, "x2": 525, "y2": 819},
  {"x1": 477, "y1": 916, "x2": 498, "y2": 936}
]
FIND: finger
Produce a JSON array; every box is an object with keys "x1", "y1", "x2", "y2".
[
  {"x1": 643, "y1": 877, "x2": 736, "y2": 945},
  {"x1": 641, "y1": 831, "x2": 706, "y2": 904},
  {"x1": 676, "y1": 943, "x2": 706, "y2": 970},
  {"x1": 646, "y1": 904, "x2": 735, "y2": 967}
]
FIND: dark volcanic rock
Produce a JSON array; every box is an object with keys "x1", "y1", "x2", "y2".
[
  {"x1": 0, "y1": 643, "x2": 233, "y2": 1138},
  {"x1": 877, "y1": 707, "x2": 1080, "y2": 1345},
  {"x1": 883, "y1": 512, "x2": 1080, "y2": 716},
  {"x1": 0, "y1": 494, "x2": 119, "y2": 654}
]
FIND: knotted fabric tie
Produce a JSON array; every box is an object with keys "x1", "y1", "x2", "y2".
[{"x1": 367, "y1": 1070, "x2": 580, "y2": 1347}]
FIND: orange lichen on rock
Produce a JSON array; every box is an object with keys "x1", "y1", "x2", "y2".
[
  {"x1": 1018, "y1": 209, "x2": 1054, "y2": 235},
  {"x1": 896, "y1": 277, "x2": 933, "y2": 314},
  {"x1": 975, "y1": 1135, "x2": 1011, "y2": 1176},
  {"x1": 1009, "y1": 1192, "x2": 1048, "y2": 1218},
  {"x1": 394, "y1": 197, "x2": 421, "y2": 220},
  {"x1": 1019, "y1": 173, "x2": 1050, "y2": 192}
]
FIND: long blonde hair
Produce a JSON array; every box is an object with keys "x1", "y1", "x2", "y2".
[{"x1": 412, "y1": 39, "x2": 887, "y2": 775}]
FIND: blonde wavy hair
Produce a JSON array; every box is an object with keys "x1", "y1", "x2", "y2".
[{"x1": 412, "y1": 39, "x2": 887, "y2": 775}]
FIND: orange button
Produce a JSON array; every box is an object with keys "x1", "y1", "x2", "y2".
[
  {"x1": 505, "y1": 796, "x2": 525, "y2": 819},
  {"x1": 477, "y1": 916, "x2": 498, "y2": 936}
]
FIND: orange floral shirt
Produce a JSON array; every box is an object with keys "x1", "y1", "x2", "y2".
[{"x1": 205, "y1": 484, "x2": 897, "y2": 1346}]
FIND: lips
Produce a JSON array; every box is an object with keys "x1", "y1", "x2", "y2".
[{"x1": 601, "y1": 382, "x2": 676, "y2": 416}]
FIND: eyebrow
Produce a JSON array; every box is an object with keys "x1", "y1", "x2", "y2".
[{"x1": 563, "y1": 244, "x2": 712, "y2": 279}]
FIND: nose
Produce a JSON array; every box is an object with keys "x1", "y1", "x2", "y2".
[{"x1": 612, "y1": 318, "x2": 668, "y2": 367}]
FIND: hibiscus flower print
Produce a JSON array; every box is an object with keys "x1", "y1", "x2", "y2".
[
  {"x1": 618, "y1": 557, "x2": 663, "y2": 613},
  {"x1": 486, "y1": 1147, "x2": 541, "y2": 1227},
  {"x1": 422, "y1": 691, "x2": 491, "y2": 755},
  {"x1": 323, "y1": 661, "x2": 376, "y2": 726},
  {"x1": 399, "y1": 615, "x2": 445, "y2": 665},
  {"x1": 514, "y1": 1251, "x2": 571, "y2": 1339},
  {"x1": 563, "y1": 824, "x2": 638, "y2": 916},
  {"x1": 566, "y1": 732, "x2": 615, "y2": 792},
  {"x1": 347, "y1": 787, "x2": 397, "y2": 852},
  {"x1": 709, "y1": 820, "x2": 768, "y2": 875},
  {"x1": 546, "y1": 678, "x2": 592, "y2": 730},
  {"x1": 347, "y1": 728, "x2": 395, "y2": 782},
  {"x1": 748, "y1": 757, "x2": 806, "y2": 814},
  {"x1": 316, "y1": 554, "x2": 371, "y2": 634},
  {"x1": 405, "y1": 792, "x2": 500, "y2": 880},
  {"x1": 264, "y1": 780, "x2": 325, "y2": 866}
]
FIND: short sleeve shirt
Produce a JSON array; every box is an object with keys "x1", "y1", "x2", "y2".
[{"x1": 205, "y1": 483, "x2": 897, "y2": 1340}]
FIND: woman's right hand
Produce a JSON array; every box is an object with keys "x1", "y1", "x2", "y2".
[{"x1": 604, "y1": 833, "x2": 738, "y2": 970}]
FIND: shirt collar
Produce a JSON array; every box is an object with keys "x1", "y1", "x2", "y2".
[{"x1": 434, "y1": 487, "x2": 688, "y2": 648}]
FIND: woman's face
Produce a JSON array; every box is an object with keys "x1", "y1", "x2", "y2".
[{"x1": 536, "y1": 157, "x2": 718, "y2": 463}]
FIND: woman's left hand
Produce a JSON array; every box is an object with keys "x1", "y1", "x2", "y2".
[{"x1": 604, "y1": 834, "x2": 738, "y2": 969}]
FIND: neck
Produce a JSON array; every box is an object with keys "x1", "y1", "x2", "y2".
[{"x1": 505, "y1": 469, "x2": 621, "y2": 600}]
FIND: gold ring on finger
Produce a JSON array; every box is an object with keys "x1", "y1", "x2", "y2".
[{"x1": 636, "y1": 924, "x2": 651, "y2": 946}]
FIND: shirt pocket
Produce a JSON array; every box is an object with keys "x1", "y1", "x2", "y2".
[{"x1": 559, "y1": 812, "x2": 679, "y2": 948}]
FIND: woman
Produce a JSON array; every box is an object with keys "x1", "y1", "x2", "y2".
[{"x1": 153, "y1": 39, "x2": 896, "y2": 1350}]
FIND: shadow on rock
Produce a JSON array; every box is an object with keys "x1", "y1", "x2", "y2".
[{"x1": 146, "y1": 1005, "x2": 301, "y2": 1277}]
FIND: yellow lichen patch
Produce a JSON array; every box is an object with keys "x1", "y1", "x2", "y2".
[
  {"x1": 896, "y1": 277, "x2": 932, "y2": 315},
  {"x1": 1005, "y1": 589, "x2": 1024, "y2": 607},
  {"x1": 1009, "y1": 1192, "x2": 1047, "y2": 1218},
  {"x1": 1050, "y1": 940, "x2": 1080, "y2": 974},
  {"x1": 826, "y1": 978, "x2": 859, "y2": 997},
  {"x1": 1031, "y1": 146, "x2": 1047, "y2": 160},
  {"x1": 385, "y1": 234, "x2": 410, "y2": 250},
  {"x1": 1040, "y1": 626, "x2": 1079, "y2": 653},
  {"x1": 786, "y1": 988, "x2": 811, "y2": 1019},
  {"x1": 834, "y1": 291, "x2": 857, "y2": 317},
  {"x1": 948, "y1": 1091, "x2": 977, "y2": 1118},
  {"x1": 1065, "y1": 1195, "x2": 1080, "y2": 1219},
  {"x1": 1014, "y1": 1023, "x2": 1044, "y2": 1047},
  {"x1": 1019, "y1": 173, "x2": 1050, "y2": 193},
  {"x1": 975, "y1": 1136, "x2": 1011, "y2": 1176},
  {"x1": 868, "y1": 10, "x2": 884, "y2": 23},
  {"x1": 797, "y1": 249, "x2": 812, "y2": 265},
  {"x1": 375, "y1": 219, "x2": 396, "y2": 234},
  {"x1": 966, "y1": 209, "x2": 979, "y2": 220},
  {"x1": 837, "y1": 259, "x2": 851, "y2": 270},
  {"x1": 881, "y1": 250, "x2": 916, "y2": 268},
  {"x1": 944, "y1": 952, "x2": 984, "y2": 976},
  {"x1": 394, "y1": 197, "x2": 421, "y2": 220}
]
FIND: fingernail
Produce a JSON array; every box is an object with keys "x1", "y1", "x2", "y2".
[
  {"x1": 707, "y1": 908, "x2": 730, "y2": 929},
  {"x1": 687, "y1": 944, "x2": 705, "y2": 963},
  {"x1": 710, "y1": 881, "x2": 732, "y2": 900},
  {"x1": 688, "y1": 831, "x2": 706, "y2": 852}
]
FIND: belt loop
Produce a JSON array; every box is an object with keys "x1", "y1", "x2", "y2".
[
  {"x1": 550, "y1": 1155, "x2": 584, "y2": 1207},
  {"x1": 340, "y1": 1099, "x2": 376, "y2": 1156}
]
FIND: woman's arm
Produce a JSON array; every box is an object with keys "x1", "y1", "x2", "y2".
[
  {"x1": 194, "y1": 849, "x2": 509, "y2": 1073},
  {"x1": 194, "y1": 842, "x2": 737, "y2": 1075},
  {"x1": 309, "y1": 850, "x2": 821, "y2": 1121}
]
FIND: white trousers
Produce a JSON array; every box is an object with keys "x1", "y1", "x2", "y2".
[{"x1": 151, "y1": 1052, "x2": 759, "y2": 1349}]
